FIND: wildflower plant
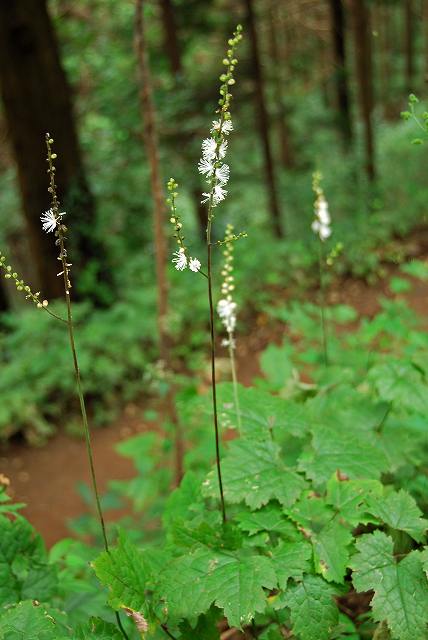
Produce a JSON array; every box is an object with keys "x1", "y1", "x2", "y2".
[
  {"x1": 43, "y1": 134, "x2": 128, "y2": 640},
  {"x1": 167, "y1": 25, "x2": 243, "y2": 523},
  {"x1": 312, "y1": 171, "x2": 331, "y2": 365},
  {"x1": 217, "y1": 223, "x2": 242, "y2": 430}
]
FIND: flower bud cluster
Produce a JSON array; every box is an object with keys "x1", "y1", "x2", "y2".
[
  {"x1": 45, "y1": 134, "x2": 72, "y2": 292},
  {"x1": 311, "y1": 172, "x2": 332, "y2": 242},
  {"x1": 199, "y1": 25, "x2": 243, "y2": 214},
  {"x1": 217, "y1": 224, "x2": 238, "y2": 345},
  {"x1": 167, "y1": 178, "x2": 201, "y2": 273},
  {"x1": 0, "y1": 252, "x2": 48, "y2": 309}
]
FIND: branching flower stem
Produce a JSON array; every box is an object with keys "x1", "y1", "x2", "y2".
[{"x1": 45, "y1": 134, "x2": 129, "y2": 640}]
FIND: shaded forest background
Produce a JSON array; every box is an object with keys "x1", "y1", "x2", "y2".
[{"x1": 0, "y1": 0, "x2": 428, "y2": 441}]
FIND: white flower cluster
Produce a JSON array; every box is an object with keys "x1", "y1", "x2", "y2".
[
  {"x1": 172, "y1": 248, "x2": 201, "y2": 273},
  {"x1": 311, "y1": 195, "x2": 331, "y2": 241},
  {"x1": 217, "y1": 298, "x2": 237, "y2": 335},
  {"x1": 199, "y1": 119, "x2": 233, "y2": 207},
  {"x1": 40, "y1": 208, "x2": 65, "y2": 234}
]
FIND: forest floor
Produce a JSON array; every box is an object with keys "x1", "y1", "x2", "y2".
[{"x1": 2, "y1": 230, "x2": 428, "y2": 547}]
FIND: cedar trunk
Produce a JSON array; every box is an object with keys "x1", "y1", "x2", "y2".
[
  {"x1": 244, "y1": 0, "x2": 283, "y2": 237},
  {"x1": 267, "y1": 0, "x2": 294, "y2": 169},
  {"x1": 351, "y1": 0, "x2": 375, "y2": 182},
  {"x1": 404, "y1": 0, "x2": 414, "y2": 93},
  {"x1": 135, "y1": 0, "x2": 183, "y2": 484},
  {"x1": 159, "y1": 0, "x2": 182, "y2": 75},
  {"x1": 0, "y1": 0, "x2": 109, "y2": 301},
  {"x1": 328, "y1": 0, "x2": 353, "y2": 146}
]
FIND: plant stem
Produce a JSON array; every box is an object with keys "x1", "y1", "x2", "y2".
[
  {"x1": 228, "y1": 337, "x2": 242, "y2": 431},
  {"x1": 318, "y1": 240, "x2": 328, "y2": 366},
  {"x1": 207, "y1": 237, "x2": 226, "y2": 523},
  {"x1": 46, "y1": 136, "x2": 128, "y2": 640}
]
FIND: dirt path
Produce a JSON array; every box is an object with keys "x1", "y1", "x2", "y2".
[{"x1": 1, "y1": 251, "x2": 428, "y2": 547}]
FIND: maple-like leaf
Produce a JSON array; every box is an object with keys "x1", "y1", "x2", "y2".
[
  {"x1": 287, "y1": 575, "x2": 340, "y2": 640},
  {"x1": 203, "y1": 439, "x2": 306, "y2": 510},
  {"x1": 157, "y1": 545, "x2": 276, "y2": 628},
  {"x1": 351, "y1": 531, "x2": 428, "y2": 640},
  {"x1": 366, "y1": 489, "x2": 428, "y2": 542}
]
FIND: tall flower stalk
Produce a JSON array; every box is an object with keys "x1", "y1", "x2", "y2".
[
  {"x1": 218, "y1": 224, "x2": 241, "y2": 431},
  {"x1": 44, "y1": 134, "x2": 128, "y2": 640},
  {"x1": 201, "y1": 27, "x2": 242, "y2": 524},
  {"x1": 311, "y1": 172, "x2": 332, "y2": 367},
  {"x1": 168, "y1": 26, "x2": 243, "y2": 523}
]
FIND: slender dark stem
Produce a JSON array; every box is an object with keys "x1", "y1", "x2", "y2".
[
  {"x1": 44, "y1": 307, "x2": 67, "y2": 324},
  {"x1": 46, "y1": 136, "x2": 128, "y2": 640},
  {"x1": 161, "y1": 624, "x2": 179, "y2": 640},
  {"x1": 207, "y1": 240, "x2": 226, "y2": 523},
  {"x1": 58, "y1": 237, "x2": 129, "y2": 640},
  {"x1": 318, "y1": 241, "x2": 328, "y2": 366}
]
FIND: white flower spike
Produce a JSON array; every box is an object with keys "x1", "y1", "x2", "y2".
[
  {"x1": 172, "y1": 249, "x2": 187, "y2": 271},
  {"x1": 189, "y1": 257, "x2": 201, "y2": 272},
  {"x1": 311, "y1": 176, "x2": 332, "y2": 242},
  {"x1": 40, "y1": 208, "x2": 65, "y2": 234}
]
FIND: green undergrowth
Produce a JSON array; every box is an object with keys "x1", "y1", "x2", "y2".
[{"x1": 1, "y1": 263, "x2": 428, "y2": 639}]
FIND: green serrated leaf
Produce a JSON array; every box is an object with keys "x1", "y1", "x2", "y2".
[
  {"x1": 0, "y1": 601, "x2": 70, "y2": 640},
  {"x1": 285, "y1": 494, "x2": 352, "y2": 583},
  {"x1": 93, "y1": 530, "x2": 149, "y2": 613},
  {"x1": 236, "y1": 504, "x2": 301, "y2": 539},
  {"x1": 158, "y1": 546, "x2": 276, "y2": 628},
  {"x1": 203, "y1": 439, "x2": 306, "y2": 510},
  {"x1": 299, "y1": 425, "x2": 389, "y2": 484},
  {"x1": 368, "y1": 362, "x2": 428, "y2": 414},
  {"x1": 367, "y1": 489, "x2": 428, "y2": 542},
  {"x1": 217, "y1": 383, "x2": 310, "y2": 439},
  {"x1": 326, "y1": 475, "x2": 383, "y2": 527},
  {"x1": 351, "y1": 531, "x2": 428, "y2": 640},
  {"x1": 0, "y1": 516, "x2": 57, "y2": 606},
  {"x1": 287, "y1": 575, "x2": 339, "y2": 640},
  {"x1": 271, "y1": 540, "x2": 312, "y2": 588}
]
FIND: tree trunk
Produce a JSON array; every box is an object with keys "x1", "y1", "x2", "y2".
[
  {"x1": 351, "y1": 0, "x2": 376, "y2": 182},
  {"x1": 328, "y1": 0, "x2": 353, "y2": 146},
  {"x1": 0, "y1": 0, "x2": 110, "y2": 303},
  {"x1": 159, "y1": 0, "x2": 182, "y2": 75},
  {"x1": 404, "y1": 0, "x2": 414, "y2": 94},
  {"x1": 135, "y1": 0, "x2": 183, "y2": 485},
  {"x1": 244, "y1": 0, "x2": 283, "y2": 237},
  {"x1": 266, "y1": 0, "x2": 294, "y2": 169}
]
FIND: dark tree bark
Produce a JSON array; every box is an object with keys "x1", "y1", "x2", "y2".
[
  {"x1": 0, "y1": 0, "x2": 110, "y2": 302},
  {"x1": 351, "y1": 0, "x2": 376, "y2": 182},
  {"x1": 267, "y1": 0, "x2": 294, "y2": 169},
  {"x1": 159, "y1": 0, "x2": 182, "y2": 75},
  {"x1": 135, "y1": 0, "x2": 183, "y2": 485},
  {"x1": 244, "y1": 0, "x2": 283, "y2": 237},
  {"x1": 404, "y1": 0, "x2": 414, "y2": 93},
  {"x1": 328, "y1": 0, "x2": 353, "y2": 146}
]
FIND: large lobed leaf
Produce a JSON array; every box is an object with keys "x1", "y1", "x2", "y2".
[
  {"x1": 92, "y1": 531, "x2": 149, "y2": 614},
  {"x1": 0, "y1": 516, "x2": 57, "y2": 607},
  {"x1": 286, "y1": 575, "x2": 340, "y2": 640},
  {"x1": 203, "y1": 439, "x2": 306, "y2": 510},
  {"x1": 157, "y1": 545, "x2": 276, "y2": 629},
  {"x1": 351, "y1": 531, "x2": 428, "y2": 640}
]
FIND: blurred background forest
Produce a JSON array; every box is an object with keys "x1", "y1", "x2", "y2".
[{"x1": 0, "y1": 0, "x2": 428, "y2": 457}]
